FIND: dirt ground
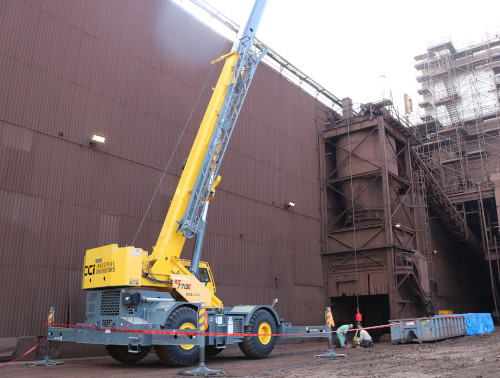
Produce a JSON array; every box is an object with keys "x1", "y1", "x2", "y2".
[{"x1": 2, "y1": 328, "x2": 500, "y2": 377}]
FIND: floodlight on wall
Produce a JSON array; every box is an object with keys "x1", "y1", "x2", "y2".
[
  {"x1": 284, "y1": 201, "x2": 295, "y2": 209},
  {"x1": 395, "y1": 223, "x2": 401, "y2": 228},
  {"x1": 90, "y1": 134, "x2": 106, "y2": 147}
]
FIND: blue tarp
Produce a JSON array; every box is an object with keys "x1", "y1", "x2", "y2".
[{"x1": 446, "y1": 313, "x2": 494, "y2": 335}]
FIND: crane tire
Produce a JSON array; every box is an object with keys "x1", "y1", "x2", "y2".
[
  {"x1": 239, "y1": 309, "x2": 277, "y2": 359},
  {"x1": 155, "y1": 306, "x2": 199, "y2": 367},
  {"x1": 105, "y1": 345, "x2": 151, "y2": 364}
]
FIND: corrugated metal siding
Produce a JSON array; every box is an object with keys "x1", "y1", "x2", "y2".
[
  {"x1": 0, "y1": 0, "x2": 330, "y2": 338},
  {"x1": 428, "y1": 218, "x2": 490, "y2": 313},
  {"x1": 326, "y1": 249, "x2": 389, "y2": 297}
]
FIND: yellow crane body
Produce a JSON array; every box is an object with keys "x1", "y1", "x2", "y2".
[{"x1": 81, "y1": 52, "x2": 238, "y2": 309}]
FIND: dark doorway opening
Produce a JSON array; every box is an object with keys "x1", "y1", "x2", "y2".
[{"x1": 330, "y1": 294, "x2": 391, "y2": 341}]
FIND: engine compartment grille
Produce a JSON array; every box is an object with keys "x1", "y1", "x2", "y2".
[
  {"x1": 233, "y1": 317, "x2": 244, "y2": 334},
  {"x1": 100, "y1": 290, "x2": 121, "y2": 316}
]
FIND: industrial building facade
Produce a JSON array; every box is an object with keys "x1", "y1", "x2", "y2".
[
  {"x1": 0, "y1": 0, "x2": 497, "y2": 358},
  {"x1": 0, "y1": 0, "x2": 332, "y2": 352},
  {"x1": 319, "y1": 37, "x2": 500, "y2": 328},
  {"x1": 320, "y1": 101, "x2": 491, "y2": 329}
]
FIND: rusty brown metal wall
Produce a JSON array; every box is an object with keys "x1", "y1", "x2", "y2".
[{"x1": 0, "y1": 0, "x2": 331, "y2": 339}]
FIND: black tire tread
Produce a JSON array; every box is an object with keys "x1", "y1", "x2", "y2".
[
  {"x1": 239, "y1": 309, "x2": 276, "y2": 359},
  {"x1": 155, "y1": 306, "x2": 199, "y2": 367}
]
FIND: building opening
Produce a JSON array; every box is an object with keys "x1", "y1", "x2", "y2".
[{"x1": 330, "y1": 294, "x2": 391, "y2": 341}]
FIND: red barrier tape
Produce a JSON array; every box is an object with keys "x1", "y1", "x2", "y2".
[
  {"x1": 0, "y1": 336, "x2": 47, "y2": 367},
  {"x1": 0, "y1": 315, "x2": 466, "y2": 367},
  {"x1": 48, "y1": 316, "x2": 465, "y2": 338},
  {"x1": 49, "y1": 322, "x2": 324, "y2": 337}
]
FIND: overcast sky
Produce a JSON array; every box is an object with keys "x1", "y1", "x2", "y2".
[{"x1": 177, "y1": 0, "x2": 500, "y2": 119}]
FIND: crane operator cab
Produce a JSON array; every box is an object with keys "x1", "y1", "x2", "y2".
[{"x1": 180, "y1": 259, "x2": 216, "y2": 292}]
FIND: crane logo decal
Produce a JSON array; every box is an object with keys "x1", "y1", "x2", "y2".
[
  {"x1": 84, "y1": 260, "x2": 116, "y2": 276},
  {"x1": 174, "y1": 279, "x2": 192, "y2": 290},
  {"x1": 174, "y1": 279, "x2": 200, "y2": 296}
]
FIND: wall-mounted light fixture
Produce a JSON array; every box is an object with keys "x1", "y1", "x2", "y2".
[
  {"x1": 284, "y1": 201, "x2": 295, "y2": 209},
  {"x1": 433, "y1": 250, "x2": 438, "y2": 254},
  {"x1": 89, "y1": 133, "x2": 106, "y2": 147},
  {"x1": 395, "y1": 222, "x2": 401, "y2": 228}
]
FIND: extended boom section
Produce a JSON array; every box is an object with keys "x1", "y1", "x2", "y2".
[
  {"x1": 143, "y1": 0, "x2": 268, "y2": 307},
  {"x1": 147, "y1": 0, "x2": 268, "y2": 287},
  {"x1": 178, "y1": 22, "x2": 268, "y2": 239}
]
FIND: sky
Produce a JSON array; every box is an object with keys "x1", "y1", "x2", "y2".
[{"x1": 176, "y1": 0, "x2": 500, "y2": 120}]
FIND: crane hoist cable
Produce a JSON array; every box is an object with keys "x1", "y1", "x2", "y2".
[
  {"x1": 131, "y1": 40, "x2": 227, "y2": 246},
  {"x1": 345, "y1": 111, "x2": 360, "y2": 311}
]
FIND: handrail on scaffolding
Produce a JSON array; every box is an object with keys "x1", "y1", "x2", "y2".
[{"x1": 410, "y1": 149, "x2": 482, "y2": 255}]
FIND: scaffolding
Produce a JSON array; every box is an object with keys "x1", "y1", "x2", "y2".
[
  {"x1": 414, "y1": 37, "x2": 500, "y2": 317},
  {"x1": 414, "y1": 37, "x2": 500, "y2": 196}
]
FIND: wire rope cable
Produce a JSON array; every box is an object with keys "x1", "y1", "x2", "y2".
[
  {"x1": 346, "y1": 111, "x2": 360, "y2": 311},
  {"x1": 131, "y1": 40, "x2": 227, "y2": 246}
]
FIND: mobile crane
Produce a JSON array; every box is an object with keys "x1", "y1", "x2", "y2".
[{"x1": 47, "y1": 0, "x2": 334, "y2": 367}]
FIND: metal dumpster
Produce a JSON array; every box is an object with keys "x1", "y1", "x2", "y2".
[
  {"x1": 440, "y1": 313, "x2": 494, "y2": 335},
  {"x1": 390, "y1": 316, "x2": 466, "y2": 343}
]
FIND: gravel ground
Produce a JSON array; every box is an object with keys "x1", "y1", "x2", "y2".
[{"x1": 1, "y1": 327, "x2": 499, "y2": 377}]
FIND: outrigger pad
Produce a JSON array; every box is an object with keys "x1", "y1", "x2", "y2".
[
  {"x1": 178, "y1": 364, "x2": 225, "y2": 376},
  {"x1": 27, "y1": 357, "x2": 64, "y2": 366},
  {"x1": 314, "y1": 350, "x2": 347, "y2": 358}
]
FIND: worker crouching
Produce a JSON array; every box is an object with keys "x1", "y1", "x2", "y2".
[
  {"x1": 336, "y1": 324, "x2": 353, "y2": 348},
  {"x1": 356, "y1": 326, "x2": 374, "y2": 348}
]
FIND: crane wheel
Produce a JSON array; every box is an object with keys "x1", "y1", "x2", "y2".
[
  {"x1": 105, "y1": 345, "x2": 151, "y2": 364},
  {"x1": 239, "y1": 309, "x2": 277, "y2": 359},
  {"x1": 155, "y1": 306, "x2": 199, "y2": 367}
]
